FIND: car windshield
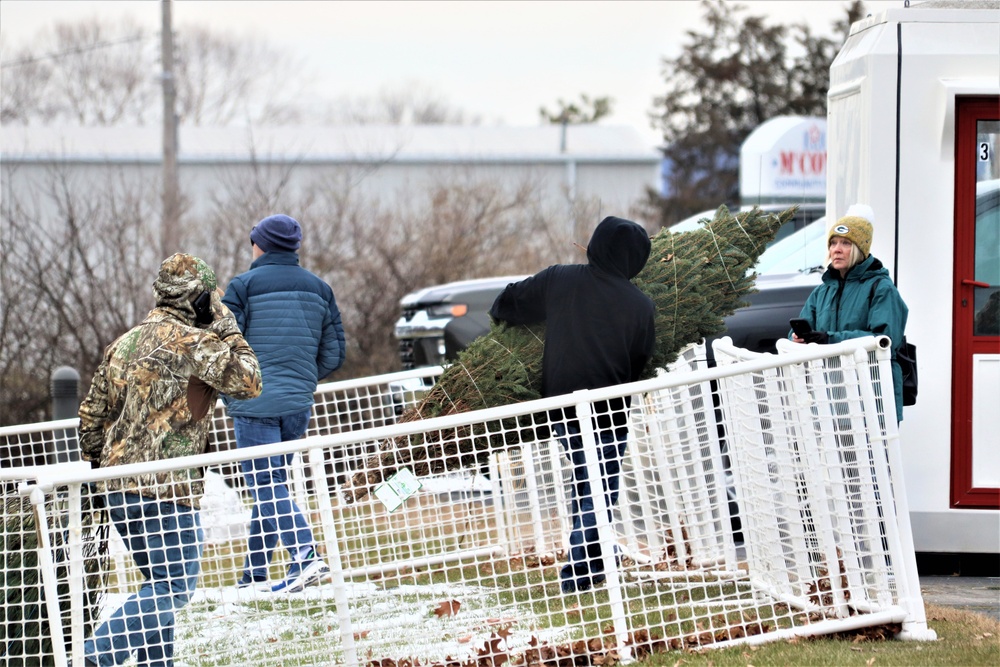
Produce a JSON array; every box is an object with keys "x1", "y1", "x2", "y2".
[
  {"x1": 669, "y1": 205, "x2": 827, "y2": 276},
  {"x1": 755, "y1": 217, "x2": 828, "y2": 275}
]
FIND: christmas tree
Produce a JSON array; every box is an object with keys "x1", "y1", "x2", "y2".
[
  {"x1": 3, "y1": 494, "x2": 107, "y2": 660},
  {"x1": 343, "y1": 205, "x2": 795, "y2": 501}
]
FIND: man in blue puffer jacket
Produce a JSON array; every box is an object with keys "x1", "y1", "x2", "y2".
[{"x1": 223, "y1": 213, "x2": 346, "y2": 593}]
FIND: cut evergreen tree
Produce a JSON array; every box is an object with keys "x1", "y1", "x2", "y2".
[
  {"x1": 343, "y1": 205, "x2": 795, "y2": 502},
  {"x1": 2, "y1": 493, "x2": 108, "y2": 662}
]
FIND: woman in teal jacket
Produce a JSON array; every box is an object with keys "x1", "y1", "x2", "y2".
[{"x1": 791, "y1": 204, "x2": 909, "y2": 422}]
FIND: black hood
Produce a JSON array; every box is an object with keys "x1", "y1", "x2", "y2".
[{"x1": 586, "y1": 216, "x2": 651, "y2": 280}]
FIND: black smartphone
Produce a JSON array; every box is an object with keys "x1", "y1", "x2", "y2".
[
  {"x1": 789, "y1": 318, "x2": 812, "y2": 338},
  {"x1": 193, "y1": 291, "x2": 213, "y2": 325}
]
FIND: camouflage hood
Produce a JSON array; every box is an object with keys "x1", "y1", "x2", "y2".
[
  {"x1": 78, "y1": 252, "x2": 262, "y2": 506},
  {"x1": 153, "y1": 253, "x2": 218, "y2": 324}
]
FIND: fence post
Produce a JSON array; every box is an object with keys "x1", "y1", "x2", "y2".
[
  {"x1": 50, "y1": 366, "x2": 81, "y2": 464},
  {"x1": 574, "y1": 394, "x2": 632, "y2": 661},
  {"x1": 308, "y1": 446, "x2": 360, "y2": 665},
  {"x1": 28, "y1": 485, "x2": 70, "y2": 667}
]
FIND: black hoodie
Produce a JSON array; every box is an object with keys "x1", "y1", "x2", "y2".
[{"x1": 490, "y1": 216, "x2": 655, "y2": 426}]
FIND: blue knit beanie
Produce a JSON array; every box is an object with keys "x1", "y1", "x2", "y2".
[{"x1": 251, "y1": 214, "x2": 302, "y2": 252}]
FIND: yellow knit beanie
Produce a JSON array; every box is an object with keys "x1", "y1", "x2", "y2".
[{"x1": 828, "y1": 204, "x2": 874, "y2": 257}]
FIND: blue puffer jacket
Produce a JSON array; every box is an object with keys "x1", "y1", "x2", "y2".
[
  {"x1": 793, "y1": 254, "x2": 908, "y2": 422},
  {"x1": 222, "y1": 252, "x2": 345, "y2": 417}
]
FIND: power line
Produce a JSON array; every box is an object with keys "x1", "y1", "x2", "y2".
[{"x1": 0, "y1": 33, "x2": 150, "y2": 70}]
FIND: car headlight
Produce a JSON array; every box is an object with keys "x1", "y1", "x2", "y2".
[{"x1": 427, "y1": 303, "x2": 468, "y2": 318}]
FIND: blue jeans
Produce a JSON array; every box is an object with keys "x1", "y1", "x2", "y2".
[
  {"x1": 234, "y1": 411, "x2": 316, "y2": 579},
  {"x1": 553, "y1": 421, "x2": 627, "y2": 584},
  {"x1": 85, "y1": 492, "x2": 202, "y2": 667}
]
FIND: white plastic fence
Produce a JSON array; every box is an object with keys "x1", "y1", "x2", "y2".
[
  {"x1": 1, "y1": 339, "x2": 934, "y2": 666},
  {"x1": 0, "y1": 365, "x2": 444, "y2": 470},
  {"x1": 712, "y1": 335, "x2": 934, "y2": 642}
]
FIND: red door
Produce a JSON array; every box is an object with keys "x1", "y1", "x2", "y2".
[{"x1": 951, "y1": 96, "x2": 1000, "y2": 508}]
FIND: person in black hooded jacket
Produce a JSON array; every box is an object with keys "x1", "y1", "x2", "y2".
[{"x1": 490, "y1": 215, "x2": 655, "y2": 593}]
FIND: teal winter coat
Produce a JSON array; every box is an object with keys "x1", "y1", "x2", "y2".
[{"x1": 793, "y1": 255, "x2": 909, "y2": 422}]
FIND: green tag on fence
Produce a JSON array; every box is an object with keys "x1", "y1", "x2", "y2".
[{"x1": 373, "y1": 467, "x2": 422, "y2": 512}]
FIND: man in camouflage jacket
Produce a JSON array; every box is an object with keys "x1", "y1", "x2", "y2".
[{"x1": 78, "y1": 253, "x2": 261, "y2": 666}]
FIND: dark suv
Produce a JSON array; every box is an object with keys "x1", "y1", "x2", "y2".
[{"x1": 395, "y1": 275, "x2": 528, "y2": 370}]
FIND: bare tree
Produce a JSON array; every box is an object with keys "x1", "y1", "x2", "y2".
[
  {"x1": 172, "y1": 25, "x2": 310, "y2": 126},
  {"x1": 1, "y1": 17, "x2": 153, "y2": 125},
  {"x1": 0, "y1": 161, "x2": 161, "y2": 425},
  {"x1": 2, "y1": 18, "x2": 481, "y2": 128},
  {"x1": 56, "y1": 19, "x2": 155, "y2": 125},
  {"x1": 0, "y1": 47, "x2": 57, "y2": 124},
  {"x1": 323, "y1": 81, "x2": 479, "y2": 125},
  {"x1": 1, "y1": 131, "x2": 617, "y2": 427},
  {"x1": 190, "y1": 139, "x2": 307, "y2": 282},
  {"x1": 1, "y1": 17, "x2": 312, "y2": 127},
  {"x1": 302, "y1": 171, "x2": 572, "y2": 379}
]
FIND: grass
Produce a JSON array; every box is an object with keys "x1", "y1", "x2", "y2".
[
  {"x1": 95, "y1": 487, "x2": 1000, "y2": 665},
  {"x1": 100, "y1": 539, "x2": 1000, "y2": 666},
  {"x1": 637, "y1": 604, "x2": 1000, "y2": 666}
]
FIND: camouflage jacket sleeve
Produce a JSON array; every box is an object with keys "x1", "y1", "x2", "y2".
[
  {"x1": 78, "y1": 352, "x2": 112, "y2": 466},
  {"x1": 200, "y1": 313, "x2": 262, "y2": 400}
]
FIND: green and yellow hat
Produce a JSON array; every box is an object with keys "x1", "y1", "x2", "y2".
[{"x1": 828, "y1": 204, "x2": 874, "y2": 257}]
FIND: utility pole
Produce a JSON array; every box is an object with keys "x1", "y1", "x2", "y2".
[{"x1": 160, "y1": 0, "x2": 179, "y2": 257}]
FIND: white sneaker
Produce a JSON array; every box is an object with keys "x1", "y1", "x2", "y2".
[{"x1": 270, "y1": 552, "x2": 329, "y2": 593}]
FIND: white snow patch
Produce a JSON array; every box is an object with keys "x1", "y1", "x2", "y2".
[{"x1": 94, "y1": 579, "x2": 578, "y2": 664}]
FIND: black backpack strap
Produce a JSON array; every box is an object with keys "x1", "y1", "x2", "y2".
[{"x1": 867, "y1": 277, "x2": 905, "y2": 354}]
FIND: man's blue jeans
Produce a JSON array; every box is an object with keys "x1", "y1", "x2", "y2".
[
  {"x1": 553, "y1": 421, "x2": 627, "y2": 587},
  {"x1": 85, "y1": 492, "x2": 202, "y2": 667},
  {"x1": 234, "y1": 411, "x2": 316, "y2": 580}
]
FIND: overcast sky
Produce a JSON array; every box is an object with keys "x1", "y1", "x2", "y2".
[{"x1": 0, "y1": 1, "x2": 904, "y2": 144}]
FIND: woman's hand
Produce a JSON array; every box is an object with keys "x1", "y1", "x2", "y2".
[
  {"x1": 803, "y1": 330, "x2": 830, "y2": 344},
  {"x1": 792, "y1": 331, "x2": 830, "y2": 344}
]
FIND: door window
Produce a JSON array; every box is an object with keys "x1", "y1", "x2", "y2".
[{"x1": 973, "y1": 121, "x2": 1000, "y2": 336}]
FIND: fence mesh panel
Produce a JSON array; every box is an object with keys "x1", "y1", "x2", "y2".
[{"x1": 1, "y1": 342, "x2": 934, "y2": 666}]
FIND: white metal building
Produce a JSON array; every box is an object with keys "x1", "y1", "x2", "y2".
[{"x1": 0, "y1": 124, "x2": 660, "y2": 221}]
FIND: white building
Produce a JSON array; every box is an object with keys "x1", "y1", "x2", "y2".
[{"x1": 0, "y1": 124, "x2": 660, "y2": 222}]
